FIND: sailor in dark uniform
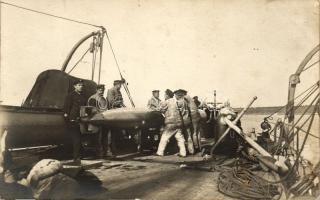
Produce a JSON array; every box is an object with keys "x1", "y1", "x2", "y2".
[
  {"x1": 106, "y1": 80, "x2": 125, "y2": 109},
  {"x1": 257, "y1": 120, "x2": 272, "y2": 151},
  {"x1": 63, "y1": 79, "x2": 87, "y2": 164}
]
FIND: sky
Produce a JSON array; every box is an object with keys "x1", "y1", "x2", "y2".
[{"x1": 0, "y1": 0, "x2": 319, "y2": 108}]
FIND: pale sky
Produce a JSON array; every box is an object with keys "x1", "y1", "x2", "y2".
[{"x1": 1, "y1": 0, "x2": 319, "y2": 108}]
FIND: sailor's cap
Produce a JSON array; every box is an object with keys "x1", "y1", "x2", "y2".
[
  {"x1": 165, "y1": 89, "x2": 174, "y2": 97},
  {"x1": 97, "y1": 84, "x2": 105, "y2": 90},
  {"x1": 113, "y1": 80, "x2": 124, "y2": 85},
  {"x1": 73, "y1": 79, "x2": 84, "y2": 85},
  {"x1": 174, "y1": 89, "x2": 187, "y2": 95},
  {"x1": 152, "y1": 90, "x2": 160, "y2": 93}
]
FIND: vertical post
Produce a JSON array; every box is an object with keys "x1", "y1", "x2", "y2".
[
  {"x1": 213, "y1": 90, "x2": 217, "y2": 119},
  {"x1": 98, "y1": 30, "x2": 105, "y2": 84},
  {"x1": 91, "y1": 36, "x2": 97, "y2": 81}
]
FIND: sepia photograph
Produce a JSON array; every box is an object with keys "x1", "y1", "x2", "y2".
[{"x1": 0, "y1": 0, "x2": 319, "y2": 199}]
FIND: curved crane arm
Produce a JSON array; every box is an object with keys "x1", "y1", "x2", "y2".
[
  {"x1": 286, "y1": 45, "x2": 320, "y2": 122},
  {"x1": 61, "y1": 31, "x2": 101, "y2": 72},
  {"x1": 295, "y1": 45, "x2": 320, "y2": 76}
]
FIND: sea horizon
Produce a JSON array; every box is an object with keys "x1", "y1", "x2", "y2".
[{"x1": 235, "y1": 105, "x2": 316, "y2": 115}]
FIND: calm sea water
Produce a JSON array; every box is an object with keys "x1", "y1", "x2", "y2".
[{"x1": 241, "y1": 114, "x2": 320, "y2": 163}]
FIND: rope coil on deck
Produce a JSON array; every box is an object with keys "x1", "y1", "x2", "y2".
[{"x1": 218, "y1": 167, "x2": 282, "y2": 200}]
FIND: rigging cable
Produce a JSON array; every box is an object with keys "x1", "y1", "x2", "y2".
[
  {"x1": 272, "y1": 99, "x2": 318, "y2": 184},
  {"x1": 276, "y1": 105, "x2": 317, "y2": 155},
  {"x1": 302, "y1": 60, "x2": 320, "y2": 72},
  {"x1": 270, "y1": 92, "x2": 319, "y2": 155},
  {"x1": 265, "y1": 81, "x2": 319, "y2": 120},
  {"x1": 0, "y1": 1, "x2": 102, "y2": 28},
  {"x1": 105, "y1": 30, "x2": 123, "y2": 79},
  {"x1": 256, "y1": 99, "x2": 319, "y2": 185},
  {"x1": 67, "y1": 47, "x2": 91, "y2": 74},
  {"x1": 123, "y1": 82, "x2": 136, "y2": 107},
  {"x1": 285, "y1": 82, "x2": 319, "y2": 124},
  {"x1": 268, "y1": 121, "x2": 319, "y2": 139},
  {"x1": 105, "y1": 30, "x2": 135, "y2": 107},
  {"x1": 286, "y1": 93, "x2": 319, "y2": 143},
  {"x1": 288, "y1": 81, "x2": 319, "y2": 104}
]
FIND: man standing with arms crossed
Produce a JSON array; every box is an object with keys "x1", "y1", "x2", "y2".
[{"x1": 63, "y1": 79, "x2": 87, "y2": 164}]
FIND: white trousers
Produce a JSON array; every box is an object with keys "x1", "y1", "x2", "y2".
[
  {"x1": 185, "y1": 128, "x2": 195, "y2": 155},
  {"x1": 157, "y1": 127, "x2": 195, "y2": 156}
]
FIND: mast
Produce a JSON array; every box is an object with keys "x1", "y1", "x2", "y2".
[{"x1": 214, "y1": 90, "x2": 217, "y2": 119}]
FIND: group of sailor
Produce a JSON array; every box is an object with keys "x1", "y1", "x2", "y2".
[
  {"x1": 63, "y1": 79, "x2": 202, "y2": 163},
  {"x1": 63, "y1": 79, "x2": 125, "y2": 163},
  {"x1": 147, "y1": 89, "x2": 202, "y2": 157}
]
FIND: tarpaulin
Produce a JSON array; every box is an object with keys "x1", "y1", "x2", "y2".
[{"x1": 23, "y1": 70, "x2": 97, "y2": 109}]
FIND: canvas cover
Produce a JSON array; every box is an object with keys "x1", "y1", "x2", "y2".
[{"x1": 23, "y1": 70, "x2": 97, "y2": 109}]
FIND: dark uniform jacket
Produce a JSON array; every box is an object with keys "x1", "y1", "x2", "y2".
[
  {"x1": 63, "y1": 91, "x2": 87, "y2": 121},
  {"x1": 106, "y1": 87, "x2": 124, "y2": 109}
]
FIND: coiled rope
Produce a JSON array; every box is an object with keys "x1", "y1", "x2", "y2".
[{"x1": 218, "y1": 167, "x2": 282, "y2": 200}]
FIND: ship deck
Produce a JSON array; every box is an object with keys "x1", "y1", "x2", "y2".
[
  {"x1": 1, "y1": 138, "x2": 317, "y2": 200},
  {"x1": 76, "y1": 154, "x2": 233, "y2": 200}
]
